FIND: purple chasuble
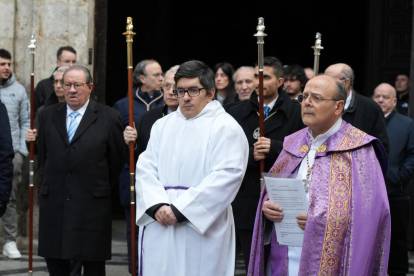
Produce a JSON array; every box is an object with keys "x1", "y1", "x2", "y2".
[{"x1": 248, "y1": 121, "x2": 390, "y2": 276}]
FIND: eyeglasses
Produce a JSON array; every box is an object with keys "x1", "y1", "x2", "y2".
[
  {"x1": 298, "y1": 93, "x2": 340, "y2": 104},
  {"x1": 145, "y1": 73, "x2": 163, "y2": 78},
  {"x1": 63, "y1": 82, "x2": 87, "y2": 91},
  {"x1": 54, "y1": 80, "x2": 63, "y2": 85},
  {"x1": 163, "y1": 83, "x2": 174, "y2": 91},
  {"x1": 173, "y1": 87, "x2": 206, "y2": 98}
]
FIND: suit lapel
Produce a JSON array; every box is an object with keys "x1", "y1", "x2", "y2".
[
  {"x1": 52, "y1": 103, "x2": 70, "y2": 146},
  {"x1": 70, "y1": 100, "x2": 98, "y2": 144}
]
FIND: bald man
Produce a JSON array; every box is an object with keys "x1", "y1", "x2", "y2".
[
  {"x1": 325, "y1": 63, "x2": 389, "y2": 154},
  {"x1": 373, "y1": 83, "x2": 414, "y2": 276},
  {"x1": 249, "y1": 75, "x2": 390, "y2": 275}
]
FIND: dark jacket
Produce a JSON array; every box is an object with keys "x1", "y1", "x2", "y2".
[
  {"x1": 113, "y1": 87, "x2": 164, "y2": 207},
  {"x1": 228, "y1": 89, "x2": 305, "y2": 230},
  {"x1": 385, "y1": 111, "x2": 414, "y2": 201},
  {"x1": 0, "y1": 101, "x2": 13, "y2": 202},
  {"x1": 37, "y1": 100, "x2": 124, "y2": 260},
  {"x1": 397, "y1": 93, "x2": 409, "y2": 116},
  {"x1": 123, "y1": 105, "x2": 168, "y2": 166},
  {"x1": 342, "y1": 91, "x2": 390, "y2": 155},
  {"x1": 34, "y1": 69, "x2": 56, "y2": 112}
]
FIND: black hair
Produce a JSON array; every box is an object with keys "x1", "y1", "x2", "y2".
[{"x1": 213, "y1": 62, "x2": 237, "y2": 104}]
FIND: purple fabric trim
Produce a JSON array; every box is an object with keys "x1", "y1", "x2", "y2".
[
  {"x1": 164, "y1": 186, "x2": 189, "y2": 190},
  {"x1": 140, "y1": 226, "x2": 146, "y2": 276}
]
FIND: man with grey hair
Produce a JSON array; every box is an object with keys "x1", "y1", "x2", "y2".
[
  {"x1": 325, "y1": 63, "x2": 389, "y2": 154},
  {"x1": 249, "y1": 75, "x2": 390, "y2": 276},
  {"x1": 34, "y1": 65, "x2": 124, "y2": 275},
  {"x1": 373, "y1": 83, "x2": 414, "y2": 276}
]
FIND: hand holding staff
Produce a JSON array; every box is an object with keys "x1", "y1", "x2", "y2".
[
  {"x1": 28, "y1": 34, "x2": 36, "y2": 276},
  {"x1": 123, "y1": 17, "x2": 137, "y2": 276},
  {"x1": 311, "y1": 32, "x2": 324, "y2": 76},
  {"x1": 254, "y1": 17, "x2": 267, "y2": 190}
]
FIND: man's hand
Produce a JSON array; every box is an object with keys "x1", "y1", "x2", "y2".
[
  {"x1": 0, "y1": 201, "x2": 7, "y2": 218},
  {"x1": 155, "y1": 205, "x2": 177, "y2": 227},
  {"x1": 262, "y1": 200, "x2": 283, "y2": 222},
  {"x1": 123, "y1": 125, "x2": 137, "y2": 146},
  {"x1": 296, "y1": 214, "x2": 307, "y2": 231},
  {"x1": 25, "y1": 129, "x2": 37, "y2": 143},
  {"x1": 253, "y1": 137, "x2": 271, "y2": 161}
]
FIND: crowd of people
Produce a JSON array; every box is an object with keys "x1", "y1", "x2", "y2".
[{"x1": 0, "y1": 45, "x2": 412, "y2": 276}]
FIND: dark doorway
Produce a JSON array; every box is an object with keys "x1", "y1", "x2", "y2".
[{"x1": 101, "y1": 0, "x2": 373, "y2": 107}]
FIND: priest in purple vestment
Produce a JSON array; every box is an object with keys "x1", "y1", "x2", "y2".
[{"x1": 248, "y1": 75, "x2": 391, "y2": 276}]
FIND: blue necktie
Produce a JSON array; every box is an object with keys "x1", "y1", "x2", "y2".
[
  {"x1": 264, "y1": 106, "x2": 270, "y2": 118},
  {"x1": 68, "y1": 111, "x2": 80, "y2": 142}
]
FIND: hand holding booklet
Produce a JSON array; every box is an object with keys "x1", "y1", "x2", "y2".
[{"x1": 263, "y1": 174, "x2": 308, "y2": 247}]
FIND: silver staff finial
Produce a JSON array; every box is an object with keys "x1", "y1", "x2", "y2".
[{"x1": 28, "y1": 34, "x2": 36, "y2": 53}]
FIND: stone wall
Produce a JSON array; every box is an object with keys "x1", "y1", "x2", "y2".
[{"x1": 0, "y1": 0, "x2": 95, "y2": 92}]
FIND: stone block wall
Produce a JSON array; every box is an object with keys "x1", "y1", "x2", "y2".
[{"x1": 0, "y1": 0, "x2": 95, "y2": 92}]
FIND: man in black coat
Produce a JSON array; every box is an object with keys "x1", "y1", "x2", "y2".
[
  {"x1": 228, "y1": 57, "x2": 305, "y2": 268},
  {"x1": 36, "y1": 66, "x2": 124, "y2": 275},
  {"x1": 325, "y1": 63, "x2": 389, "y2": 155},
  {"x1": 373, "y1": 83, "x2": 414, "y2": 276},
  {"x1": 0, "y1": 100, "x2": 13, "y2": 217}
]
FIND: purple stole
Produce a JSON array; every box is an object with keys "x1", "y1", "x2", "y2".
[{"x1": 248, "y1": 122, "x2": 391, "y2": 276}]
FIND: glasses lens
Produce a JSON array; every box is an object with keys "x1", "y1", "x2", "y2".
[{"x1": 298, "y1": 95, "x2": 303, "y2": 103}]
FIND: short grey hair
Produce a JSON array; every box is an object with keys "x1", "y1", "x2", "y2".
[
  {"x1": 53, "y1": 66, "x2": 70, "y2": 78},
  {"x1": 341, "y1": 66, "x2": 354, "y2": 87},
  {"x1": 133, "y1": 59, "x2": 158, "y2": 86},
  {"x1": 62, "y1": 65, "x2": 92, "y2": 84},
  {"x1": 232, "y1": 66, "x2": 255, "y2": 82},
  {"x1": 165, "y1": 65, "x2": 180, "y2": 78}
]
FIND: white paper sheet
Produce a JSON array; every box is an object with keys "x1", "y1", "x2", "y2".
[{"x1": 264, "y1": 176, "x2": 308, "y2": 247}]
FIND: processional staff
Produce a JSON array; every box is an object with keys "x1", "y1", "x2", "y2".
[
  {"x1": 123, "y1": 17, "x2": 137, "y2": 276},
  {"x1": 27, "y1": 34, "x2": 36, "y2": 276},
  {"x1": 311, "y1": 32, "x2": 323, "y2": 76},
  {"x1": 254, "y1": 17, "x2": 267, "y2": 190}
]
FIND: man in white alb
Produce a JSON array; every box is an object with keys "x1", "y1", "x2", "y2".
[{"x1": 135, "y1": 60, "x2": 249, "y2": 276}]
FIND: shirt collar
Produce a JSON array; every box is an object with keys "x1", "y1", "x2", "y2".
[
  {"x1": 308, "y1": 117, "x2": 342, "y2": 148},
  {"x1": 345, "y1": 90, "x2": 353, "y2": 110},
  {"x1": 67, "y1": 99, "x2": 90, "y2": 117}
]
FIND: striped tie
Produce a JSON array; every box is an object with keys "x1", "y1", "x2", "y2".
[
  {"x1": 264, "y1": 106, "x2": 270, "y2": 118},
  {"x1": 68, "y1": 111, "x2": 80, "y2": 142}
]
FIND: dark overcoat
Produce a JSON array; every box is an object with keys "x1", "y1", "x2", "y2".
[
  {"x1": 228, "y1": 89, "x2": 305, "y2": 230},
  {"x1": 37, "y1": 100, "x2": 124, "y2": 261}
]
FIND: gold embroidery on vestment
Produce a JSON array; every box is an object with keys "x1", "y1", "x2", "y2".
[{"x1": 318, "y1": 126, "x2": 366, "y2": 275}]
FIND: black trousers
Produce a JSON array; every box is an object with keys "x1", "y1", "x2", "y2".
[
  {"x1": 45, "y1": 258, "x2": 106, "y2": 276},
  {"x1": 237, "y1": 229, "x2": 253, "y2": 269},
  {"x1": 388, "y1": 200, "x2": 409, "y2": 276}
]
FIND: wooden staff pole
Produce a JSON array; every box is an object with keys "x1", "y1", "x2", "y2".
[{"x1": 123, "y1": 17, "x2": 136, "y2": 276}]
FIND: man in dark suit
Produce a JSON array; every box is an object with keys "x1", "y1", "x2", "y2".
[
  {"x1": 228, "y1": 56, "x2": 305, "y2": 268},
  {"x1": 36, "y1": 66, "x2": 124, "y2": 275},
  {"x1": 373, "y1": 83, "x2": 414, "y2": 276},
  {"x1": 325, "y1": 63, "x2": 390, "y2": 154},
  {"x1": 0, "y1": 100, "x2": 13, "y2": 218}
]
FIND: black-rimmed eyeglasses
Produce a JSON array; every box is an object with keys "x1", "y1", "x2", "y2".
[{"x1": 173, "y1": 88, "x2": 206, "y2": 98}]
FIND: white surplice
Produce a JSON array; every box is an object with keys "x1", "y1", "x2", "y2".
[{"x1": 135, "y1": 100, "x2": 249, "y2": 276}]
